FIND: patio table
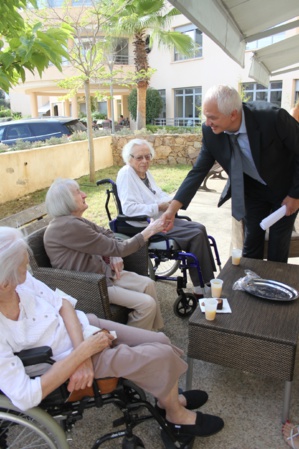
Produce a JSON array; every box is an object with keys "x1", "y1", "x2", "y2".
[{"x1": 186, "y1": 257, "x2": 299, "y2": 422}]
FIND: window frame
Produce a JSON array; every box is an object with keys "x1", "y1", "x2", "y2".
[
  {"x1": 241, "y1": 81, "x2": 282, "y2": 107},
  {"x1": 174, "y1": 86, "x2": 202, "y2": 126},
  {"x1": 174, "y1": 24, "x2": 203, "y2": 61}
]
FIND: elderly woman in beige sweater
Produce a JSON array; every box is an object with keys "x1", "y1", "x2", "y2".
[{"x1": 44, "y1": 178, "x2": 164, "y2": 331}]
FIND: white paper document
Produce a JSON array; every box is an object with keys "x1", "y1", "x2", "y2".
[{"x1": 260, "y1": 205, "x2": 286, "y2": 231}]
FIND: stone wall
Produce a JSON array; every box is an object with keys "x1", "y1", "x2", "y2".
[
  {"x1": 112, "y1": 134, "x2": 202, "y2": 166},
  {"x1": 0, "y1": 133, "x2": 202, "y2": 203}
]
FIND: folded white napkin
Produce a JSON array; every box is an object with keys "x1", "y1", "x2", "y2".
[
  {"x1": 260, "y1": 205, "x2": 286, "y2": 231},
  {"x1": 199, "y1": 298, "x2": 232, "y2": 314}
]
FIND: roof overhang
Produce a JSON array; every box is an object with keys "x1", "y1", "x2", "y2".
[
  {"x1": 249, "y1": 34, "x2": 299, "y2": 86},
  {"x1": 168, "y1": 0, "x2": 299, "y2": 86}
]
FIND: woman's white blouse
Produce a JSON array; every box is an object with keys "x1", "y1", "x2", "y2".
[{"x1": 0, "y1": 272, "x2": 89, "y2": 411}]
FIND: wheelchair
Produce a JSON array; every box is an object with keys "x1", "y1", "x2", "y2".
[
  {"x1": 96, "y1": 179, "x2": 221, "y2": 318},
  {"x1": 0, "y1": 346, "x2": 195, "y2": 449}
]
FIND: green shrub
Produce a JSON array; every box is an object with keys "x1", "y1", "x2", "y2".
[
  {"x1": 92, "y1": 112, "x2": 106, "y2": 120},
  {"x1": 68, "y1": 131, "x2": 88, "y2": 141},
  {"x1": 128, "y1": 88, "x2": 163, "y2": 124},
  {"x1": 0, "y1": 143, "x2": 10, "y2": 153},
  {"x1": 0, "y1": 109, "x2": 12, "y2": 117},
  {"x1": 146, "y1": 125, "x2": 201, "y2": 134},
  {"x1": 43, "y1": 136, "x2": 69, "y2": 146}
]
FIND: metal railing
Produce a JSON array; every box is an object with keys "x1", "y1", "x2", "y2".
[{"x1": 153, "y1": 118, "x2": 201, "y2": 127}]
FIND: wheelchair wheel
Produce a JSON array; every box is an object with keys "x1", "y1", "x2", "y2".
[
  {"x1": 148, "y1": 257, "x2": 180, "y2": 279},
  {"x1": 0, "y1": 396, "x2": 68, "y2": 449},
  {"x1": 173, "y1": 294, "x2": 197, "y2": 318}
]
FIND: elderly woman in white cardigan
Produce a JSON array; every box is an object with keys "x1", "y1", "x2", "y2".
[{"x1": 116, "y1": 138, "x2": 216, "y2": 298}]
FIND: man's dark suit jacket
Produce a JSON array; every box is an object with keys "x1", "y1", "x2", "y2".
[{"x1": 174, "y1": 101, "x2": 299, "y2": 210}]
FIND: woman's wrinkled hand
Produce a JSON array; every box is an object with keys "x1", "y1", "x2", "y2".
[
  {"x1": 158, "y1": 201, "x2": 171, "y2": 212},
  {"x1": 110, "y1": 256, "x2": 124, "y2": 280},
  {"x1": 67, "y1": 358, "x2": 94, "y2": 392},
  {"x1": 85, "y1": 331, "x2": 114, "y2": 356},
  {"x1": 141, "y1": 218, "x2": 165, "y2": 241}
]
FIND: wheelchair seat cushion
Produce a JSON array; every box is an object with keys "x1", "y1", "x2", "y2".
[{"x1": 148, "y1": 238, "x2": 179, "y2": 251}]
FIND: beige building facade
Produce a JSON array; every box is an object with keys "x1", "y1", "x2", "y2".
[{"x1": 9, "y1": 6, "x2": 299, "y2": 123}]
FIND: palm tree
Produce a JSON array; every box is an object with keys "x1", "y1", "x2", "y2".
[{"x1": 103, "y1": 0, "x2": 194, "y2": 129}]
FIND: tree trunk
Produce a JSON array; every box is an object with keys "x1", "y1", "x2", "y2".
[
  {"x1": 84, "y1": 79, "x2": 95, "y2": 183},
  {"x1": 136, "y1": 81, "x2": 147, "y2": 129}
]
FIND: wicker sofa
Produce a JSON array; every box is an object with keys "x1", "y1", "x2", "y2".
[{"x1": 27, "y1": 226, "x2": 149, "y2": 324}]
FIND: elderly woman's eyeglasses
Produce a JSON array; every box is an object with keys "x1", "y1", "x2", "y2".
[{"x1": 130, "y1": 154, "x2": 152, "y2": 161}]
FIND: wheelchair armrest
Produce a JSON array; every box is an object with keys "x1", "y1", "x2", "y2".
[
  {"x1": 117, "y1": 214, "x2": 149, "y2": 222},
  {"x1": 149, "y1": 233, "x2": 168, "y2": 242},
  {"x1": 14, "y1": 346, "x2": 53, "y2": 366}
]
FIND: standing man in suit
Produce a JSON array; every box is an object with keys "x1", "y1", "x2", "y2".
[{"x1": 162, "y1": 85, "x2": 299, "y2": 262}]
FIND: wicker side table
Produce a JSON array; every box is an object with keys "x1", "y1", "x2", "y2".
[{"x1": 186, "y1": 257, "x2": 299, "y2": 422}]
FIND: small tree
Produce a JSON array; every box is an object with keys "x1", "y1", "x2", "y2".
[
  {"x1": 34, "y1": 0, "x2": 131, "y2": 182},
  {"x1": 0, "y1": 0, "x2": 71, "y2": 92},
  {"x1": 128, "y1": 87, "x2": 163, "y2": 125},
  {"x1": 102, "y1": 0, "x2": 194, "y2": 129},
  {"x1": 35, "y1": 0, "x2": 132, "y2": 182}
]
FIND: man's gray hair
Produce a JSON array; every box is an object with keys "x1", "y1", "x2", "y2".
[
  {"x1": 45, "y1": 178, "x2": 79, "y2": 217},
  {"x1": 0, "y1": 227, "x2": 29, "y2": 286},
  {"x1": 122, "y1": 138, "x2": 155, "y2": 164},
  {"x1": 204, "y1": 85, "x2": 242, "y2": 115}
]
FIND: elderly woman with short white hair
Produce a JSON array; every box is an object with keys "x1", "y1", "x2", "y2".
[
  {"x1": 116, "y1": 138, "x2": 216, "y2": 298},
  {"x1": 0, "y1": 226, "x2": 224, "y2": 439},
  {"x1": 44, "y1": 178, "x2": 164, "y2": 331}
]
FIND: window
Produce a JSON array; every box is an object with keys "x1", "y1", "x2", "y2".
[
  {"x1": 6, "y1": 125, "x2": 31, "y2": 140},
  {"x1": 246, "y1": 32, "x2": 286, "y2": 50},
  {"x1": 157, "y1": 89, "x2": 166, "y2": 119},
  {"x1": 174, "y1": 87, "x2": 202, "y2": 126},
  {"x1": 74, "y1": 36, "x2": 101, "y2": 59},
  {"x1": 174, "y1": 24, "x2": 202, "y2": 61},
  {"x1": 242, "y1": 82, "x2": 282, "y2": 107},
  {"x1": 113, "y1": 38, "x2": 129, "y2": 65}
]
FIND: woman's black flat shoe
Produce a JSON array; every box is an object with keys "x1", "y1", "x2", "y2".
[
  {"x1": 180, "y1": 390, "x2": 208, "y2": 409},
  {"x1": 156, "y1": 389, "x2": 208, "y2": 418},
  {"x1": 166, "y1": 411, "x2": 224, "y2": 437}
]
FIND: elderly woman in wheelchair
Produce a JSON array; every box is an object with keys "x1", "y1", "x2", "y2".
[
  {"x1": 0, "y1": 227, "x2": 224, "y2": 447},
  {"x1": 43, "y1": 178, "x2": 164, "y2": 331},
  {"x1": 116, "y1": 138, "x2": 217, "y2": 299}
]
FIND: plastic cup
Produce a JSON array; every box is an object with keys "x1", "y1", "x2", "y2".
[
  {"x1": 210, "y1": 279, "x2": 223, "y2": 298},
  {"x1": 204, "y1": 298, "x2": 218, "y2": 321},
  {"x1": 231, "y1": 248, "x2": 242, "y2": 266}
]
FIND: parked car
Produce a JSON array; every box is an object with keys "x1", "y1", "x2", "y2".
[{"x1": 0, "y1": 118, "x2": 87, "y2": 146}]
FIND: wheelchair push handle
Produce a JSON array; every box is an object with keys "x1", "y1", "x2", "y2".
[{"x1": 96, "y1": 178, "x2": 115, "y2": 187}]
